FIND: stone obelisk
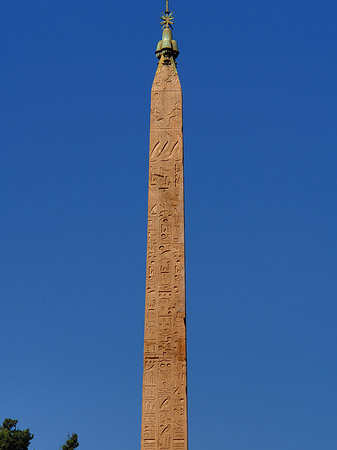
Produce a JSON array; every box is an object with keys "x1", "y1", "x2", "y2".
[{"x1": 141, "y1": 3, "x2": 188, "y2": 449}]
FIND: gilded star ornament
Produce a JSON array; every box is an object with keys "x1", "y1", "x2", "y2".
[{"x1": 160, "y1": 11, "x2": 174, "y2": 29}]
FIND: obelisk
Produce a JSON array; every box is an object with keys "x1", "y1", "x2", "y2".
[{"x1": 141, "y1": 2, "x2": 188, "y2": 449}]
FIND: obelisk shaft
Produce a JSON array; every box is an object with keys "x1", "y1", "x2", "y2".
[{"x1": 141, "y1": 59, "x2": 188, "y2": 450}]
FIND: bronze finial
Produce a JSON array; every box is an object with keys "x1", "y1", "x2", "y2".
[
  {"x1": 156, "y1": 0, "x2": 179, "y2": 64},
  {"x1": 160, "y1": 6, "x2": 174, "y2": 30}
]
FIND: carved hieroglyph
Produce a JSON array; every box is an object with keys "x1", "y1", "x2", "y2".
[{"x1": 141, "y1": 61, "x2": 188, "y2": 450}]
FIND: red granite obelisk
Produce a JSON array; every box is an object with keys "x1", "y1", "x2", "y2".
[{"x1": 141, "y1": 3, "x2": 188, "y2": 449}]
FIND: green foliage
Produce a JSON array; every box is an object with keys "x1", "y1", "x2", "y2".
[
  {"x1": 0, "y1": 419, "x2": 34, "y2": 450},
  {"x1": 0, "y1": 419, "x2": 79, "y2": 450},
  {"x1": 61, "y1": 434, "x2": 79, "y2": 450}
]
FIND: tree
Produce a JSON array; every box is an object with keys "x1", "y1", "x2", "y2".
[
  {"x1": 61, "y1": 434, "x2": 79, "y2": 450},
  {"x1": 0, "y1": 419, "x2": 34, "y2": 450},
  {"x1": 0, "y1": 419, "x2": 79, "y2": 450}
]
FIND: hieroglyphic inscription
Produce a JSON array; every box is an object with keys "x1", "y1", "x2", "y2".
[{"x1": 141, "y1": 61, "x2": 188, "y2": 449}]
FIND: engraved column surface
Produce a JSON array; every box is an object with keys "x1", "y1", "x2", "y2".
[{"x1": 141, "y1": 61, "x2": 188, "y2": 450}]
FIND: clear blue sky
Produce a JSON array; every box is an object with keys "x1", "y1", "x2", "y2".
[{"x1": 1, "y1": 0, "x2": 336, "y2": 449}]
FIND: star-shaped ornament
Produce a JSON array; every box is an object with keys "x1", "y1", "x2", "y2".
[{"x1": 160, "y1": 11, "x2": 174, "y2": 29}]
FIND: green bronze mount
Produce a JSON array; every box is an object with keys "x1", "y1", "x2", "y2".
[{"x1": 155, "y1": 0, "x2": 179, "y2": 64}]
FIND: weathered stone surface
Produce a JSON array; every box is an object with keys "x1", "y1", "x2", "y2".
[{"x1": 141, "y1": 60, "x2": 188, "y2": 450}]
